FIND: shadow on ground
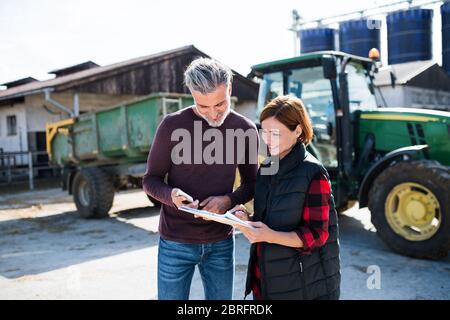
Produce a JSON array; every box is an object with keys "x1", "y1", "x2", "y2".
[{"x1": 0, "y1": 205, "x2": 161, "y2": 279}]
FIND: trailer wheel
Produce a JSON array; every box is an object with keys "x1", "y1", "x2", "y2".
[
  {"x1": 72, "y1": 168, "x2": 114, "y2": 219},
  {"x1": 146, "y1": 194, "x2": 161, "y2": 207},
  {"x1": 369, "y1": 160, "x2": 450, "y2": 259}
]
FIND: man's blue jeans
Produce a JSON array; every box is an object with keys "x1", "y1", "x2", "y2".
[{"x1": 157, "y1": 236, "x2": 235, "y2": 300}]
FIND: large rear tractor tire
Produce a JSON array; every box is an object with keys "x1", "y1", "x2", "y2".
[
  {"x1": 368, "y1": 160, "x2": 450, "y2": 259},
  {"x1": 72, "y1": 167, "x2": 115, "y2": 219}
]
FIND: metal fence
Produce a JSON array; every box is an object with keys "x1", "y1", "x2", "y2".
[{"x1": 0, "y1": 150, "x2": 59, "y2": 190}]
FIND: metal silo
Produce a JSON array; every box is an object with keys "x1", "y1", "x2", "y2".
[
  {"x1": 339, "y1": 19, "x2": 381, "y2": 57},
  {"x1": 387, "y1": 8, "x2": 433, "y2": 64},
  {"x1": 442, "y1": 1, "x2": 450, "y2": 75},
  {"x1": 299, "y1": 28, "x2": 336, "y2": 53}
]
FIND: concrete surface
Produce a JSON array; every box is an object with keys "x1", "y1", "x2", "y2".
[{"x1": 0, "y1": 188, "x2": 449, "y2": 300}]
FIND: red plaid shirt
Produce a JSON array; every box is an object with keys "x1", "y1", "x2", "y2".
[{"x1": 252, "y1": 173, "x2": 331, "y2": 299}]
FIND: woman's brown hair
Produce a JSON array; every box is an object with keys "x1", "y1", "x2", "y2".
[{"x1": 259, "y1": 95, "x2": 314, "y2": 145}]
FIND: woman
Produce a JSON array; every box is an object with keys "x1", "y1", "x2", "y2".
[{"x1": 232, "y1": 95, "x2": 340, "y2": 300}]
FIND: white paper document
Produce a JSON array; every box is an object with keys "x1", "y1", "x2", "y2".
[{"x1": 179, "y1": 206, "x2": 254, "y2": 229}]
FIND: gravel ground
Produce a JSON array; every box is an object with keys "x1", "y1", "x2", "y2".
[{"x1": 0, "y1": 187, "x2": 449, "y2": 300}]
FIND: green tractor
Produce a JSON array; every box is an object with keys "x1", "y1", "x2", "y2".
[{"x1": 250, "y1": 51, "x2": 450, "y2": 259}]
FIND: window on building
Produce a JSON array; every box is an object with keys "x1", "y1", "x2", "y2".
[{"x1": 7, "y1": 115, "x2": 17, "y2": 136}]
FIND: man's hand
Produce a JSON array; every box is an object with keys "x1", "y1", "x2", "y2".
[
  {"x1": 200, "y1": 195, "x2": 232, "y2": 214},
  {"x1": 171, "y1": 188, "x2": 199, "y2": 209}
]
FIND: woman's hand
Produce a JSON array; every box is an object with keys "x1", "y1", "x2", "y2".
[
  {"x1": 229, "y1": 204, "x2": 251, "y2": 221},
  {"x1": 237, "y1": 221, "x2": 274, "y2": 244}
]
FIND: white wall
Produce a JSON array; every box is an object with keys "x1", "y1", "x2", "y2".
[
  {"x1": 375, "y1": 85, "x2": 450, "y2": 111},
  {"x1": 25, "y1": 95, "x2": 65, "y2": 132},
  {"x1": 374, "y1": 86, "x2": 407, "y2": 108},
  {"x1": 0, "y1": 96, "x2": 63, "y2": 154},
  {"x1": 406, "y1": 87, "x2": 450, "y2": 111},
  {"x1": 0, "y1": 103, "x2": 28, "y2": 153},
  {"x1": 0, "y1": 103, "x2": 29, "y2": 166}
]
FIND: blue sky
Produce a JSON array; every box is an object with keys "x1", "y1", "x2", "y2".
[{"x1": 0, "y1": 0, "x2": 445, "y2": 85}]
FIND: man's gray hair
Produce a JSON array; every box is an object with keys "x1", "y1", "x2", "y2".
[{"x1": 184, "y1": 57, "x2": 233, "y2": 94}]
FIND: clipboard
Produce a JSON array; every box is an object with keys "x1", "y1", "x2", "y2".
[{"x1": 179, "y1": 206, "x2": 254, "y2": 229}]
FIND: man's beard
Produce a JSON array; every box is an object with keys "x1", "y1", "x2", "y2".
[{"x1": 195, "y1": 101, "x2": 231, "y2": 127}]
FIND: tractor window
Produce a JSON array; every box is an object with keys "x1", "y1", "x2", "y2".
[
  {"x1": 346, "y1": 63, "x2": 377, "y2": 112},
  {"x1": 287, "y1": 66, "x2": 337, "y2": 168},
  {"x1": 256, "y1": 72, "x2": 283, "y2": 118}
]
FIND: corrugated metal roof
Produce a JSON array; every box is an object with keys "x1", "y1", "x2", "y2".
[
  {"x1": 0, "y1": 45, "x2": 256, "y2": 102},
  {"x1": 48, "y1": 61, "x2": 100, "y2": 77},
  {"x1": 1, "y1": 77, "x2": 38, "y2": 88}
]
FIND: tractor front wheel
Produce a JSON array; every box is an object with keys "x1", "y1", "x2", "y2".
[{"x1": 369, "y1": 160, "x2": 450, "y2": 259}]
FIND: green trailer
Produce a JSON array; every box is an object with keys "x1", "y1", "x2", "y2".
[{"x1": 46, "y1": 92, "x2": 194, "y2": 218}]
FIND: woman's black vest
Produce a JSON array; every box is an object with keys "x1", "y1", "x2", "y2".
[{"x1": 245, "y1": 143, "x2": 340, "y2": 300}]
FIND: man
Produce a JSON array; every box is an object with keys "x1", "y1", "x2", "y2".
[{"x1": 143, "y1": 58, "x2": 259, "y2": 300}]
